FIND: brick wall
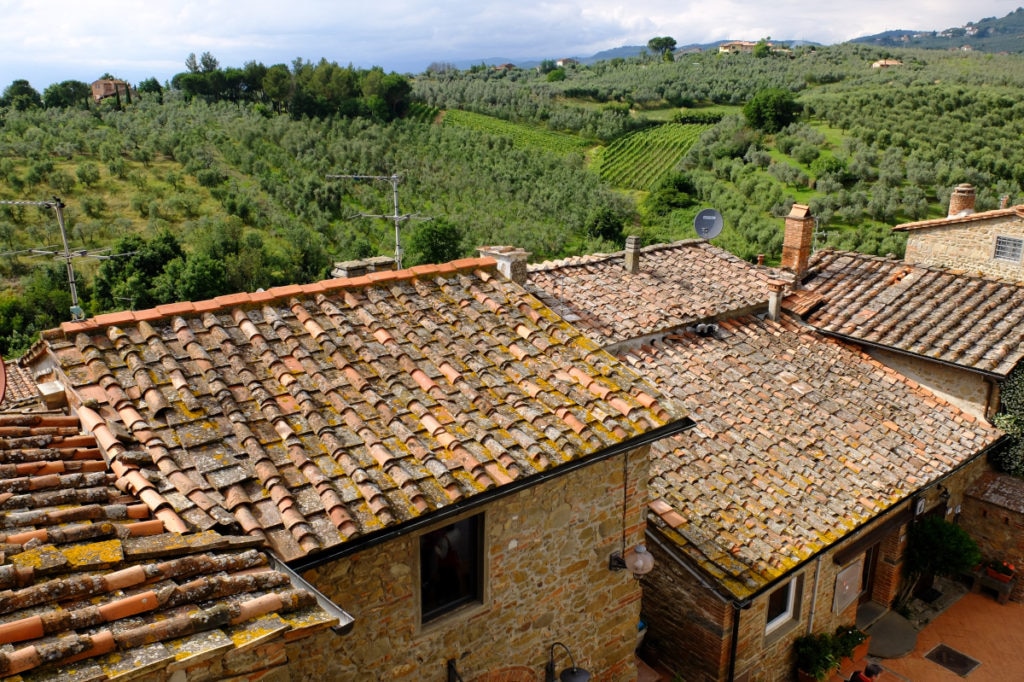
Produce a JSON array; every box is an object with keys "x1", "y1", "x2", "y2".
[
  {"x1": 961, "y1": 464, "x2": 1024, "y2": 602},
  {"x1": 904, "y1": 215, "x2": 1024, "y2": 282},
  {"x1": 294, "y1": 447, "x2": 652, "y2": 681}
]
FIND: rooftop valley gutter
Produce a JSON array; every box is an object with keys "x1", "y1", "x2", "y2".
[
  {"x1": 287, "y1": 416, "x2": 696, "y2": 574},
  {"x1": 649, "y1": 433, "x2": 1006, "y2": 680}
]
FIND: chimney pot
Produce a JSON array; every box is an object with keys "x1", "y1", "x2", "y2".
[
  {"x1": 624, "y1": 236, "x2": 641, "y2": 274},
  {"x1": 757, "y1": 254, "x2": 765, "y2": 266},
  {"x1": 767, "y1": 280, "x2": 785, "y2": 321},
  {"x1": 948, "y1": 183, "x2": 976, "y2": 217},
  {"x1": 477, "y1": 246, "x2": 531, "y2": 284}
]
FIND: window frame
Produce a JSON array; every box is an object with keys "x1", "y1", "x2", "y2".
[
  {"x1": 765, "y1": 575, "x2": 801, "y2": 637},
  {"x1": 417, "y1": 513, "x2": 486, "y2": 626},
  {"x1": 994, "y1": 235, "x2": 1024, "y2": 263}
]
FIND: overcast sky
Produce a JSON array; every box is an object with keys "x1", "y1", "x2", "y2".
[{"x1": 2, "y1": 1, "x2": 1020, "y2": 90}]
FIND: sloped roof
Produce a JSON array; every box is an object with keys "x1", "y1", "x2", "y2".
[
  {"x1": 892, "y1": 205, "x2": 1024, "y2": 232},
  {"x1": 43, "y1": 259, "x2": 683, "y2": 563},
  {"x1": 621, "y1": 315, "x2": 1002, "y2": 598},
  {"x1": 1, "y1": 362, "x2": 40, "y2": 408},
  {"x1": 0, "y1": 412, "x2": 337, "y2": 680},
  {"x1": 526, "y1": 240, "x2": 769, "y2": 346},
  {"x1": 785, "y1": 250, "x2": 1024, "y2": 377}
]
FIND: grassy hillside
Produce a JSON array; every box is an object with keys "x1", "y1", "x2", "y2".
[{"x1": 5, "y1": 41, "x2": 1024, "y2": 354}]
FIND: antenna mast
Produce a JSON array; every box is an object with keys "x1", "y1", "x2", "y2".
[
  {"x1": 327, "y1": 173, "x2": 429, "y2": 270},
  {"x1": 0, "y1": 197, "x2": 132, "y2": 321}
]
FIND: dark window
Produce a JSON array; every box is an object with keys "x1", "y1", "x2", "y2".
[
  {"x1": 420, "y1": 515, "x2": 482, "y2": 622},
  {"x1": 994, "y1": 236, "x2": 1024, "y2": 262},
  {"x1": 765, "y1": 577, "x2": 797, "y2": 634}
]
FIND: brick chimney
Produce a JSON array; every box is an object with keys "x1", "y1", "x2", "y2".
[
  {"x1": 781, "y1": 204, "x2": 814, "y2": 278},
  {"x1": 948, "y1": 183, "x2": 976, "y2": 217},
  {"x1": 624, "y1": 235, "x2": 641, "y2": 274},
  {"x1": 477, "y1": 246, "x2": 530, "y2": 284}
]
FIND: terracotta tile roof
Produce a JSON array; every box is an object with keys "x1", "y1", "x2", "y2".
[
  {"x1": 1, "y1": 362, "x2": 41, "y2": 408},
  {"x1": 785, "y1": 250, "x2": 1024, "y2": 377},
  {"x1": 42, "y1": 259, "x2": 684, "y2": 563},
  {"x1": 621, "y1": 315, "x2": 1002, "y2": 598},
  {"x1": 526, "y1": 240, "x2": 769, "y2": 346},
  {"x1": 0, "y1": 412, "x2": 338, "y2": 681},
  {"x1": 892, "y1": 205, "x2": 1024, "y2": 232}
]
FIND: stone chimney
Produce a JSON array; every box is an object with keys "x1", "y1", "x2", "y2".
[
  {"x1": 331, "y1": 255, "x2": 397, "y2": 279},
  {"x1": 477, "y1": 246, "x2": 530, "y2": 284},
  {"x1": 624, "y1": 235, "x2": 641, "y2": 274},
  {"x1": 781, "y1": 204, "x2": 814, "y2": 278},
  {"x1": 948, "y1": 183, "x2": 976, "y2": 217},
  {"x1": 1001, "y1": 194, "x2": 1010, "y2": 209},
  {"x1": 767, "y1": 279, "x2": 786, "y2": 321}
]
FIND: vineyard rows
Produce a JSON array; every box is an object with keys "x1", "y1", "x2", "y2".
[
  {"x1": 596, "y1": 123, "x2": 709, "y2": 191},
  {"x1": 442, "y1": 109, "x2": 591, "y2": 155}
]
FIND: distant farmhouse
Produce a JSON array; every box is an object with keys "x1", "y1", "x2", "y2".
[{"x1": 90, "y1": 78, "x2": 132, "y2": 103}]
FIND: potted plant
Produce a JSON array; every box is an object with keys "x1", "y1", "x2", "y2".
[
  {"x1": 834, "y1": 624, "x2": 870, "y2": 665},
  {"x1": 794, "y1": 632, "x2": 838, "y2": 682},
  {"x1": 986, "y1": 559, "x2": 1016, "y2": 582},
  {"x1": 902, "y1": 515, "x2": 981, "y2": 602}
]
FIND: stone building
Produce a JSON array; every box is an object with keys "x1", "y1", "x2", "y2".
[
  {"x1": 895, "y1": 183, "x2": 1024, "y2": 282},
  {"x1": 783, "y1": 192, "x2": 1024, "y2": 422},
  {"x1": 90, "y1": 79, "x2": 132, "y2": 103},
  {"x1": 20, "y1": 257, "x2": 690, "y2": 681},
  {"x1": 524, "y1": 235, "x2": 1003, "y2": 681}
]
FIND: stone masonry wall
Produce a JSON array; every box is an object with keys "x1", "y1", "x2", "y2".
[
  {"x1": 866, "y1": 348, "x2": 995, "y2": 421},
  {"x1": 904, "y1": 216, "x2": 1024, "y2": 282},
  {"x1": 294, "y1": 447, "x2": 652, "y2": 681},
  {"x1": 639, "y1": 537, "x2": 732, "y2": 681},
  {"x1": 960, "y1": 465, "x2": 1024, "y2": 602}
]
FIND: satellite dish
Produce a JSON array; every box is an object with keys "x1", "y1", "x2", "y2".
[{"x1": 694, "y1": 208, "x2": 724, "y2": 240}]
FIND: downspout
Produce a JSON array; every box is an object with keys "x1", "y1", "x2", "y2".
[
  {"x1": 805, "y1": 554, "x2": 823, "y2": 635},
  {"x1": 728, "y1": 599, "x2": 751, "y2": 682}
]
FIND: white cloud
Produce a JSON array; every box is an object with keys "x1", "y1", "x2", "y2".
[{"x1": 1, "y1": 0, "x2": 1017, "y2": 89}]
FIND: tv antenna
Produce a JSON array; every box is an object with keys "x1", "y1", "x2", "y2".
[
  {"x1": 326, "y1": 173, "x2": 430, "y2": 270},
  {"x1": 0, "y1": 197, "x2": 133, "y2": 321}
]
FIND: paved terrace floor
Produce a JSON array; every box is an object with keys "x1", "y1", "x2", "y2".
[{"x1": 833, "y1": 577, "x2": 1024, "y2": 682}]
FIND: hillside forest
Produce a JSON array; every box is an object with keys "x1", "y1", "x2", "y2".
[{"x1": 3, "y1": 40, "x2": 1024, "y2": 356}]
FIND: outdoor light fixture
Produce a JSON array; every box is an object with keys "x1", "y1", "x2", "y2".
[
  {"x1": 545, "y1": 642, "x2": 591, "y2": 682},
  {"x1": 609, "y1": 544, "x2": 656, "y2": 577}
]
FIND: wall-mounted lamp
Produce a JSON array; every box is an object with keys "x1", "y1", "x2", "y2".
[
  {"x1": 938, "y1": 484, "x2": 951, "y2": 503},
  {"x1": 609, "y1": 543, "x2": 656, "y2": 577},
  {"x1": 545, "y1": 642, "x2": 591, "y2": 682}
]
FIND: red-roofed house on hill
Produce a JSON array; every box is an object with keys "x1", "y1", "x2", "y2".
[
  {"x1": 21, "y1": 257, "x2": 692, "y2": 680},
  {"x1": 90, "y1": 79, "x2": 132, "y2": 103},
  {"x1": 525, "y1": 230, "x2": 1005, "y2": 680}
]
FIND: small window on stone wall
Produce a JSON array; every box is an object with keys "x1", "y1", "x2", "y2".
[
  {"x1": 765, "y1": 575, "x2": 802, "y2": 635},
  {"x1": 994, "y1": 235, "x2": 1024, "y2": 262},
  {"x1": 420, "y1": 514, "x2": 483, "y2": 623}
]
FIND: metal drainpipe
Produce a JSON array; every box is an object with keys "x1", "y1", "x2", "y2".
[
  {"x1": 727, "y1": 599, "x2": 750, "y2": 681},
  {"x1": 806, "y1": 554, "x2": 823, "y2": 635}
]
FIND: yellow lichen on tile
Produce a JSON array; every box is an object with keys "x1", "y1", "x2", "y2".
[{"x1": 62, "y1": 539, "x2": 124, "y2": 567}]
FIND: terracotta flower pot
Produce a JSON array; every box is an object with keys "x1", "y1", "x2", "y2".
[{"x1": 987, "y1": 566, "x2": 1014, "y2": 583}]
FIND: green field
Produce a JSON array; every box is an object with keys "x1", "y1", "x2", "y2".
[{"x1": 593, "y1": 123, "x2": 710, "y2": 190}]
